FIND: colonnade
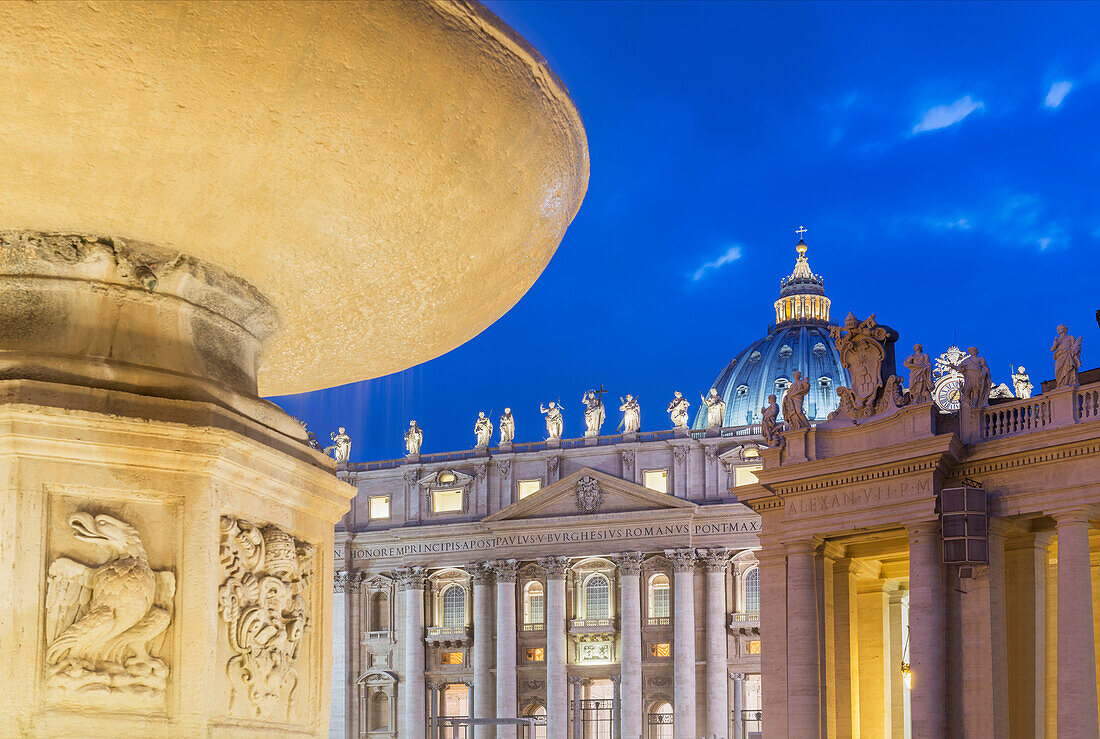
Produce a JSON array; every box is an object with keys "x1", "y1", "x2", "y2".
[{"x1": 396, "y1": 548, "x2": 739, "y2": 739}]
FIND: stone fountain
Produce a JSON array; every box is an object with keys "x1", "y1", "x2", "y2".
[{"x1": 0, "y1": 2, "x2": 588, "y2": 736}]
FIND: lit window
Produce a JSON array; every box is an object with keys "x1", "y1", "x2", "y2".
[
  {"x1": 525, "y1": 648, "x2": 545, "y2": 662},
  {"x1": 648, "y1": 574, "x2": 670, "y2": 618},
  {"x1": 525, "y1": 705, "x2": 547, "y2": 739},
  {"x1": 649, "y1": 643, "x2": 671, "y2": 658},
  {"x1": 584, "y1": 574, "x2": 610, "y2": 619},
  {"x1": 643, "y1": 469, "x2": 668, "y2": 494},
  {"x1": 433, "y1": 488, "x2": 463, "y2": 513},
  {"x1": 734, "y1": 465, "x2": 763, "y2": 486},
  {"x1": 518, "y1": 479, "x2": 542, "y2": 499},
  {"x1": 524, "y1": 581, "x2": 545, "y2": 625},
  {"x1": 368, "y1": 495, "x2": 390, "y2": 520},
  {"x1": 743, "y1": 568, "x2": 760, "y2": 615},
  {"x1": 746, "y1": 639, "x2": 761, "y2": 655},
  {"x1": 441, "y1": 584, "x2": 466, "y2": 627},
  {"x1": 440, "y1": 652, "x2": 464, "y2": 665},
  {"x1": 743, "y1": 448, "x2": 760, "y2": 459},
  {"x1": 439, "y1": 472, "x2": 456, "y2": 485}
]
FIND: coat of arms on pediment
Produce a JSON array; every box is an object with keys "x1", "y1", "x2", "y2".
[
  {"x1": 574, "y1": 475, "x2": 603, "y2": 514},
  {"x1": 828, "y1": 313, "x2": 905, "y2": 422}
]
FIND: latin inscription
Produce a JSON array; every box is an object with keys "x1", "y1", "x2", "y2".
[
  {"x1": 785, "y1": 478, "x2": 930, "y2": 518},
  {"x1": 334, "y1": 520, "x2": 758, "y2": 560}
]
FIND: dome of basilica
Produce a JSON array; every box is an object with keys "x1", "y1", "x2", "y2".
[{"x1": 693, "y1": 237, "x2": 850, "y2": 429}]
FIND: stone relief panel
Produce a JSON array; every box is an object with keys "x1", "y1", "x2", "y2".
[
  {"x1": 218, "y1": 516, "x2": 315, "y2": 720},
  {"x1": 45, "y1": 510, "x2": 176, "y2": 705}
]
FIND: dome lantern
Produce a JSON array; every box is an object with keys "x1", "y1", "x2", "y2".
[{"x1": 774, "y1": 237, "x2": 830, "y2": 326}]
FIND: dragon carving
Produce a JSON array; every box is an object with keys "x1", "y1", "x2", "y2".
[
  {"x1": 45, "y1": 512, "x2": 175, "y2": 699},
  {"x1": 218, "y1": 516, "x2": 315, "y2": 719}
]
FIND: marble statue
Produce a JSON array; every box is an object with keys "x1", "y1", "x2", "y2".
[
  {"x1": 619, "y1": 394, "x2": 641, "y2": 434},
  {"x1": 324, "y1": 426, "x2": 351, "y2": 463},
  {"x1": 782, "y1": 370, "x2": 811, "y2": 430},
  {"x1": 473, "y1": 412, "x2": 493, "y2": 449},
  {"x1": 1012, "y1": 366, "x2": 1033, "y2": 399},
  {"x1": 219, "y1": 517, "x2": 314, "y2": 719},
  {"x1": 1051, "y1": 324, "x2": 1082, "y2": 388},
  {"x1": 959, "y1": 347, "x2": 991, "y2": 408},
  {"x1": 45, "y1": 512, "x2": 175, "y2": 699},
  {"x1": 666, "y1": 391, "x2": 691, "y2": 428},
  {"x1": 829, "y1": 312, "x2": 894, "y2": 420},
  {"x1": 404, "y1": 420, "x2": 423, "y2": 455},
  {"x1": 499, "y1": 408, "x2": 515, "y2": 445},
  {"x1": 294, "y1": 418, "x2": 321, "y2": 450},
  {"x1": 761, "y1": 394, "x2": 783, "y2": 446},
  {"x1": 903, "y1": 343, "x2": 934, "y2": 404},
  {"x1": 702, "y1": 388, "x2": 726, "y2": 429},
  {"x1": 540, "y1": 401, "x2": 564, "y2": 440},
  {"x1": 581, "y1": 386, "x2": 607, "y2": 437}
]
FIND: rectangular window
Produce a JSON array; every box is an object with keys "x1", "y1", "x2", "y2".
[
  {"x1": 649, "y1": 643, "x2": 671, "y2": 658},
  {"x1": 440, "y1": 652, "x2": 464, "y2": 665},
  {"x1": 746, "y1": 639, "x2": 761, "y2": 655},
  {"x1": 433, "y1": 488, "x2": 464, "y2": 513},
  {"x1": 518, "y1": 479, "x2": 542, "y2": 499},
  {"x1": 651, "y1": 586, "x2": 669, "y2": 619},
  {"x1": 525, "y1": 647, "x2": 545, "y2": 662},
  {"x1": 368, "y1": 495, "x2": 390, "y2": 520},
  {"x1": 734, "y1": 465, "x2": 763, "y2": 487},
  {"x1": 643, "y1": 469, "x2": 668, "y2": 494}
]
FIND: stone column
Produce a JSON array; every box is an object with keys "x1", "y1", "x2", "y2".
[
  {"x1": 344, "y1": 573, "x2": 365, "y2": 738},
  {"x1": 785, "y1": 539, "x2": 821, "y2": 738},
  {"x1": 702, "y1": 548, "x2": 732, "y2": 739},
  {"x1": 731, "y1": 673, "x2": 745, "y2": 739},
  {"x1": 1055, "y1": 510, "x2": 1100, "y2": 737},
  {"x1": 906, "y1": 520, "x2": 945, "y2": 738},
  {"x1": 612, "y1": 552, "x2": 645, "y2": 739},
  {"x1": 666, "y1": 548, "x2": 698, "y2": 739},
  {"x1": 611, "y1": 673, "x2": 622, "y2": 739},
  {"x1": 757, "y1": 545, "x2": 788, "y2": 738},
  {"x1": 570, "y1": 676, "x2": 585, "y2": 739},
  {"x1": 398, "y1": 567, "x2": 428, "y2": 739},
  {"x1": 832, "y1": 560, "x2": 861, "y2": 738},
  {"x1": 856, "y1": 579, "x2": 891, "y2": 737},
  {"x1": 471, "y1": 563, "x2": 496, "y2": 738},
  {"x1": 959, "y1": 521, "x2": 1008, "y2": 739},
  {"x1": 494, "y1": 560, "x2": 520, "y2": 724},
  {"x1": 540, "y1": 556, "x2": 570, "y2": 739},
  {"x1": 1005, "y1": 532, "x2": 1052, "y2": 739},
  {"x1": 887, "y1": 590, "x2": 909, "y2": 739}
]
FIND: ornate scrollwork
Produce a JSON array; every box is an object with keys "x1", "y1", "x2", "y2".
[
  {"x1": 538, "y1": 556, "x2": 569, "y2": 579},
  {"x1": 44, "y1": 512, "x2": 175, "y2": 701},
  {"x1": 218, "y1": 517, "x2": 314, "y2": 719},
  {"x1": 575, "y1": 475, "x2": 604, "y2": 514}
]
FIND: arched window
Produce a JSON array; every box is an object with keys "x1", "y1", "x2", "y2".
[
  {"x1": 524, "y1": 703, "x2": 547, "y2": 739},
  {"x1": 584, "y1": 574, "x2": 610, "y2": 620},
  {"x1": 524, "y1": 581, "x2": 545, "y2": 625},
  {"x1": 775, "y1": 378, "x2": 790, "y2": 392},
  {"x1": 743, "y1": 567, "x2": 760, "y2": 615},
  {"x1": 647, "y1": 701, "x2": 674, "y2": 739},
  {"x1": 648, "y1": 574, "x2": 670, "y2": 619},
  {"x1": 370, "y1": 691, "x2": 390, "y2": 730},
  {"x1": 370, "y1": 591, "x2": 389, "y2": 631},
  {"x1": 735, "y1": 385, "x2": 749, "y2": 397},
  {"x1": 441, "y1": 584, "x2": 466, "y2": 628}
]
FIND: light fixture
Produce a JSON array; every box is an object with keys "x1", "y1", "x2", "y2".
[{"x1": 900, "y1": 661, "x2": 912, "y2": 689}]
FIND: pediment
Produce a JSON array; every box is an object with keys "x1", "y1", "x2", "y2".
[{"x1": 485, "y1": 467, "x2": 695, "y2": 522}]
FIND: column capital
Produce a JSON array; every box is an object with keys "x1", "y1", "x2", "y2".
[
  {"x1": 783, "y1": 538, "x2": 817, "y2": 556},
  {"x1": 568, "y1": 675, "x2": 586, "y2": 686},
  {"x1": 664, "y1": 547, "x2": 697, "y2": 572},
  {"x1": 611, "y1": 551, "x2": 646, "y2": 575},
  {"x1": 610, "y1": 673, "x2": 621, "y2": 686},
  {"x1": 469, "y1": 562, "x2": 496, "y2": 585},
  {"x1": 699, "y1": 547, "x2": 731, "y2": 572},
  {"x1": 538, "y1": 556, "x2": 570, "y2": 579},
  {"x1": 730, "y1": 672, "x2": 746, "y2": 681},
  {"x1": 492, "y1": 558, "x2": 520, "y2": 582},
  {"x1": 395, "y1": 566, "x2": 427, "y2": 591},
  {"x1": 1052, "y1": 507, "x2": 1093, "y2": 526},
  {"x1": 905, "y1": 518, "x2": 940, "y2": 539},
  {"x1": 334, "y1": 570, "x2": 365, "y2": 593}
]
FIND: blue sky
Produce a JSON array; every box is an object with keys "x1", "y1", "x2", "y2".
[{"x1": 272, "y1": 1, "x2": 1100, "y2": 462}]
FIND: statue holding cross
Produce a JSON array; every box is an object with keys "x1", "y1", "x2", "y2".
[{"x1": 581, "y1": 385, "x2": 607, "y2": 437}]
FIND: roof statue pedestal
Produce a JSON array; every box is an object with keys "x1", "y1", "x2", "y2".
[{"x1": 0, "y1": 3, "x2": 587, "y2": 736}]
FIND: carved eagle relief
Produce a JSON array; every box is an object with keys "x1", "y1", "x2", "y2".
[{"x1": 44, "y1": 512, "x2": 175, "y2": 697}]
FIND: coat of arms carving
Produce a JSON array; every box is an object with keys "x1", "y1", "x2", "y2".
[
  {"x1": 574, "y1": 475, "x2": 604, "y2": 514},
  {"x1": 219, "y1": 517, "x2": 315, "y2": 719},
  {"x1": 828, "y1": 313, "x2": 905, "y2": 422}
]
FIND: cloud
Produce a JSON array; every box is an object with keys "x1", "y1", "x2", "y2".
[
  {"x1": 911, "y1": 96, "x2": 984, "y2": 134},
  {"x1": 1044, "y1": 80, "x2": 1073, "y2": 109},
  {"x1": 692, "y1": 245, "x2": 742, "y2": 281},
  {"x1": 919, "y1": 192, "x2": 1069, "y2": 251}
]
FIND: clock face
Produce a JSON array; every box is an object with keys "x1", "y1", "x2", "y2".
[{"x1": 934, "y1": 374, "x2": 963, "y2": 412}]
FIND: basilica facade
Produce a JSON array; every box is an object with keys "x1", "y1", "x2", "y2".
[{"x1": 330, "y1": 243, "x2": 847, "y2": 739}]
